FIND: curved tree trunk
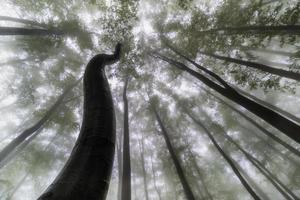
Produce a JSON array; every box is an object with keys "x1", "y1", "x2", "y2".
[
  {"x1": 121, "y1": 77, "x2": 132, "y2": 200},
  {"x1": 0, "y1": 77, "x2": 81, "y2": 167},
  {"x1": 153, "y1": 52, "x2": 300, "y2": 144},
  {"x1": 152, "y1": 105, "x2": 196, "y2": 200},
  {"x1": 38, "y1": 43, "x2": 121, "y2": 200}
]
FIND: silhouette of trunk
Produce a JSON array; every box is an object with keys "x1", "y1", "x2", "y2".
[
  {"x1": 139, "y1": 137, "x2": 149, "y2": 200},
  {"x1": 150, "y1": 154, "x2": 162, "y2": 200},
  {"x1": 203, "y1": 88, "x2": 300, "y2": 158},
  {"x1": 197, "y1": 25, "x2": 300, "y2": 35},
  {"x1": 6, "y1": 173, "x2": 29, "y2": 200},
  {"x1": 0, "y1": 77, "x2": 81, "y2": 165},
  {"x1": 232, "y1": 86, "x2": 300, "y2": 124},
  {"x1": 0, "y1": 15, "x2": 48, "y2": 28},
  {"x1": 232, "y1": 160, "x2": 271, "y2": 200},
  {"x1": 219, "y1": 127, "x2": 298, "y2": 200},
  {"x1": 117, "y1": 134, "x2": 122, "y2": 200},
  {"x1": 153, "y1": 52, "x2": 300, "y2": 144},
  {"x1": 152, "y1": 104, "x2": 196, "y2": 200},
  {"x1": 186, "y1": 112, "x2": 262, "y2": 200},
  {"x1": 241, "y1": 47, "x2": 297, "y2": 58},
  {"x1": 195, "y1": 50, "x2": 300, "y2": 81},
  {"x1": 0, "y1": 127, "x2": 42, "y2": 169},
  {"x1": 121, "y1": 76, "x2": 131, "y2": 200},
  {"x1": 187, "y1": 148, "x2": 213, "y2": 200},
  {"x1": 38, "y1": 43, "x2": 121, "y2": 200},
  {"x1": 0, "y1": 27, "x2": 63, "y2": 36}
]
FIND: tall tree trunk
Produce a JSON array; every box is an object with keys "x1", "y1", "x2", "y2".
[
  {"x1": 0, "y1": 77, "x2": 82, "y2": 165},
  {"x1": 139, "y1": 137, "x2": 149, "y2": 200},
  {"x1": 218, "y1": 126, "x2": 298, "y2": 200},
  {"x1": 121, "y1": 77, "x2": 131, "y2": 200},
  {"x1": 0, "y1": 15, "x2": 47, "y2": 28},
  {"x1": 152, "y1": 104, "x2": 196, "y2": 200},
  {"x1": 195, "y1": 50, "x2": 300, "y2": 81},
  {"x1": 232, "y1": 86, "x2": 300, "y2": 124},
  {"x1": 242, "y1": 47, "x2": 297, "y2": 58},
  {"x1": 38, "y1": 43, "x2": 121, "y2": 200},
  {"x1": 153, "y1": 52, "x2": 300, "y2": 144},
  {"x1": 117, "y1": 133, "x2": 123, "y2": 200},
  {"x1": 202, "y1": 88, "x2": 300, "y2": 158},
  {"x1": 150, "y1": 154, "x2": 162, "y2": 200},
  {"x1": 0, "y1": 27, "x2": 63, "y2": 36},
  {"x1": 185, "y1": 111, "x2": 262, "y2": 200},
  {"x1": 197, "y1": 25, "x2": 300, "y2": 35},
  {"x1": 232, "y1": 160, "x2": 271, "y2": 200}
]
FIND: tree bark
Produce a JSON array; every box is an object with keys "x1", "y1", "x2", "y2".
[
  {"x1": 152, "y1": 104, "x2": 196, "y2": 200},
  {"x1": 117, "y1": 134, "x2": 123, "y2": 200},
  {"x1": 37, "y1": 43, "x2": 121, "y2": 200},
  {"x1": 150, "y1": 154, "x2": 162, "y2": 200},
  {"x1": 0, "y1": 77, "x2": 82, "y2": 166},
  {"x1": 0, "y1": 27, "x2": 63, "y2": 36},
  {"x1": 153, "y1": 52, "x2": 300, "y2": 144},
  {"x1": 121, "y1": 76, "x2": 131, "y2": 200},
  {"x1": 186, "y1": 112, "x2": 262, "y2": 200}
]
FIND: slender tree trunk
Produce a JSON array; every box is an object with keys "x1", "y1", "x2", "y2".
[
  {"x1": 38, "y1": 43, "x2": 121, "y2": 200},
  {"x1": 242, "y1": 47, "x2": 297, "y2": 58},
  {"x1": 117, "y1": 134, "x2": 123, "y2": 200},
  {"x1": 195, "y1": 50, "x2": 300, "y2": 81},
  {"x1": 0, "y1": 77, "x2": 82, "y2": 165},
  {"x1": 6, "y1": 173, "x2": 29, "y2": 200},
  {"x1": 232, "y1": 86, "x2": 300, "y2": 124},
  {"x1": 152, "y1": 104, "x2": 196, "y2": 200},
  {"x1": 219, "y1": 127, "x2": 298, "y2": 200},
  {"x1": 203, "y1": 88, "x2": 300, "y2": 157},
  {"x1": 139, "y1": 137, "x2": 149, "y2": 200},
  {"x1": 232, "y1": 160, "x2": 271, "y2": 200},
  {"x1": 121, "y1": 76, "x2": 131, "y2": 200},
  {"x1": 187, "y1": 148, "x2": 213, "y2": 200},
  {"x1": 153, "y1": 52, "x2": 300, "y2": 144},
  {"x1": 186, "y1": 112, "x2": 262, "y2": 200},
  {"x1": 197, "y1": 25, "x2": 300, "y2": 35},
  {"x1": 0, "y1": 27, "x2": 63, "y2": 36},
  {"x1": 0, "y1": 15, "x2": 47, "y2": 28},
  {"x1": 150, "y1": 154, "x2": 162, "y2": 200}
]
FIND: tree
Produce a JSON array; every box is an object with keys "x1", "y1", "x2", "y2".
[
  {"x1": 37, "y1": 43, "x2": 121, "y2": 200},
  {"x1": 152, "y1": 51, "x2": 300, "y2": 144},
  {"x1": 151, "y1": 102, "x2": 196, "y2": 200},
  {"x1": 121, "y1": 77, "x2": 132, "y2": 200},
  {"x1": 0, "y1": 77, "x2": 82, "y2": 168}
]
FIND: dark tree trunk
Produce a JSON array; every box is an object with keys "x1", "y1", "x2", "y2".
[
  {"x1": 139, "y1": 137, "x2": 149, "y2": 200},
  {"x1": 197, "y1": 25, "x2": 300, "y2": 35},
  {"x1": 203, "y1": 88, "x2": 300, "y2": 157},
  {"x1": 117, "y1": 134, "x2": 123, "y2": 200},
  {"x1": 0, "y1": 78, "x2": 81, "y2": 166},
  {"x1": 186, "y1": 112, "x2": 262, "y2": 200},
  {"x1": 152, "y1": 105, "x2": 196, "y2": 200},
  {"x1": 153, "y1": 52, "x2": 300, "y2": 144},
  {"x1": 38, "y1": 43, "x2": 121, "y2": 200},
  {"x1": 195, "y1": 50, "x2": 300, "y2": 81},
  {"x1": 121, "y1": 77, "x2": 131, "y2": 200},
  {"x1": 0, "y1": 15, "x2": 47, "y2": 28},
  {"x1": 242, "y1": 47, "x2": 297, "y2": 58},
  {"x1": 0, "y1": 27, "x2": 63, "y2": 36},
  {"x1": 233, "y1": 86, "x2": 300, "y2": 124}
]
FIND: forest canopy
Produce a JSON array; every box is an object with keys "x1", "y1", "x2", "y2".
[{"x1": 0, "y1": 0, "x2": 299, "y2": 199}]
